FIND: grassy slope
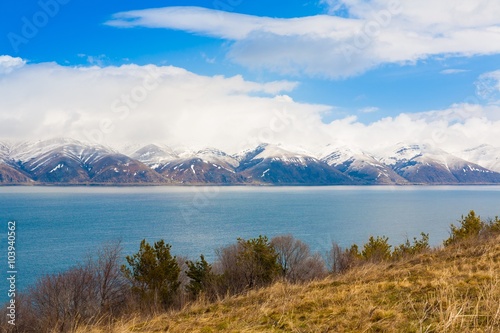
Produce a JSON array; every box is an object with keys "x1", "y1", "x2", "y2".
[{"x1": 85, "y1": 236, "x2": 500, "y2": 333}]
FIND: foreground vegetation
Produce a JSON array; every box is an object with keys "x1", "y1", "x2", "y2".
[
  {"x1": 2, "y1": 211, "x2": 500, "y2": 332},
  {"x1": 89, "y1": 236, "x2": 500, "y2": 332}
]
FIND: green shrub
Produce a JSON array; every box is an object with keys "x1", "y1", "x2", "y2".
[
  {"x1": 237, "y1": 235, "x2": 281, "y2": 289},
  {"x1": 444, "y1": 210, "x2": 483, "y2": 246},
  {"x1": 216, "y1": 235, "x2": 281, "y2": 294},
  {"x1": 485, "y1": 216, "x2": 500, "y2": 234},
  {"x1": 361, "y1": 236, "x2": 392, "y2": 262},
  {"x1": 392, "y1": 233, "x2": 430, "y2": 259}
]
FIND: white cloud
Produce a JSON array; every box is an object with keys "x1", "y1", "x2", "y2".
[
  {"x1": 1, "y1": 57, "x2": 499, "y2": 154},
  {"x1": 440, "y1": 69, "x2": 469, "y2": 75},
  {"x1": 0, "y1": 55, "x2": 25, "y2": 74},
  {"x1": 105, "y1": 6, "x2": 355, "y2": 40},
  {"x1": 106, "y1": 6, "x2": 269, "y2": 39},
  {"x1": 106, "y1": 2, "x2": 500, "y2": 78}
]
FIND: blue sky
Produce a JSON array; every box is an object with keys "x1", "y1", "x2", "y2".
[{"x1": 1, "y1": 0, "x2": 500, "y2": 152}]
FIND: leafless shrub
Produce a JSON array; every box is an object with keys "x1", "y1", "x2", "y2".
[
  {"x1": 215, "y1": 242, "x2": 247, "y2": 295},
  {"x1": 88, "y1": 242, "x2": 129, "y2": 319},
  {"x1": 271, "y1": 234, "x2": 327, "y2": 282},
  {"x1": 292, "y1": 252, "x2": 328, "y2": 282},
  {"x1": 0, "y1": 293, "x2": 38, "y2": 333},
  {"x1": 27, "y1": 264, "x2": 97, "y2": 332},
  {"x1": 176, "y1": 255, "x2": 189, "y2": 290},
  {"x1": 327, "y1": 242, "x2": 360, "y2": 274},
  {"x1": 0, "y1": 242, "x2": 127, "y2": 333},
  {"x1": 174, "y1": 255, "x2": 190, "y2": 307}
]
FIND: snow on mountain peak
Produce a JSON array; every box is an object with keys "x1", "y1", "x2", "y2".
[
  {"x1": 0, "y1": 142, "x2": 10, "y2": 163},
  {"x1": 7, "y1": 138, "x2": 113, "y2": 165},
  {"x1": 320, "y1": 146, "x2": 369, "y2": 166},
  {"x1": 456, "y1": 144, "x2": 500, "y2": 172},
  {"x1": 376, "y1": 143, "x2": 445, "y2": 166},
  {"x1": 131, "y1": 144, "x2": 178, "y2": 166},
  {"x1": 179, "y1": 147, "x2": 240, "y2": 168},
  {"x1": 250, "y1": 144, "x2": 317, "y2": 165}
]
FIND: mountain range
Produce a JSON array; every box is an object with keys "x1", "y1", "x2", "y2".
[{"x1": 1, "y1": 138, "x2": 500, "y2": 185}]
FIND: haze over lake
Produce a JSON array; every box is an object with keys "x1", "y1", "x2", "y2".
[{"x1": 1, "y1": 186, "x2": 500, "y2": 300}]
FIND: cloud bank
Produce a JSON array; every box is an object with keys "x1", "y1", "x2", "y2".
[
  {"x1": 106, "y1": 1, "x2": 500, "y2": 78},
  {"x1": 0, "y1": 55, "x2": 499, "y2": 154}
]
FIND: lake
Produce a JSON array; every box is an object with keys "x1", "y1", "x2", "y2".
[{"x1": 1, "y1": 185, "x2": 500, "y2": 299}]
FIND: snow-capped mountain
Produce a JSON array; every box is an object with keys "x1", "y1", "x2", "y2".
[
  {"x1": 378, "y1": 144, "x2": 500, "y2": 184},
  {"x1": 457, "y1": 145, "x2": 500, "y2": 173},
  {"x1": 321, "y1": 147, "x2": 408, "y2": 185},
  {"x1": 1, "y1": 138, "x2": 165, "y2": 183},
  {"x1": 0, "y1": 141, "x2": 33, "y2": 183},
  {"x1": 236, "y1": 144, "x2": 352, "y2": 185},
  {"x1": 131, "y1": 144, "x2": 179, "y2": 169},
  {"x1": 179, "y1": 147, "x2": 240, "y2": 169},
  {"x1": 133, "y1": 145, "x2": 245, "y2": 184},
  {"x1": 1, "y1": 139, "x2": 500, "y2": 185}
]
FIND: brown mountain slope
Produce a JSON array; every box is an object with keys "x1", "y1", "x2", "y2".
[{"x1": 0, "y1": 164, "x2": 32, "y2": 183}]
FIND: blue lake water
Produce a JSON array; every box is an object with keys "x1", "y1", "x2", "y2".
[{"x1": 1, "y1": 185, "x2": 500, "y2": 300}]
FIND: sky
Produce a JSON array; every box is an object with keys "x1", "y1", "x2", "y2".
[{"x1": 0, "y1": 0, "x2": 500, "y2": 153}]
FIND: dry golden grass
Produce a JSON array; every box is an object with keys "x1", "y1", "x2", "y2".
[{"x1": 82, "y1": 235, "x2": 500, "y2": 333}]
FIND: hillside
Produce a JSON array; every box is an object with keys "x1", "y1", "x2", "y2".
[{"x1": 84, "y1": 235, "x2": 500, "y2": 333}]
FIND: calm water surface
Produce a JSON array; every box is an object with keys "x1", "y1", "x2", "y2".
[{"x1": 1, "y1": 185, "x2": 499, "y2": 298}]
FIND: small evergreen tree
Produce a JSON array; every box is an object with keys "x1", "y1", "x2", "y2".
[
  {"x1": 185, "y1": 255, "x2": 214, "y2": 299},
  {"x1": 121, "y1": 239, "x2": 180, "y2": 309},
  {"x1": 347, "y1": 244, "x2": 361, "y2": 259},
  {"x1": 361, "y1": 236, "x2": 392, "y2": 262},
  {"x1": 444, "y1": 210, "x2": 483, "y2": 246},
  {"x1": 236, "y1": 235, "x2": 281, "y2": 289},
  {"x1": 392, "y1": 233, "x2": 430, "y2": 259},
  {"x1": 485, "y1": 216, "x2": 500, "y2": 234}
]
